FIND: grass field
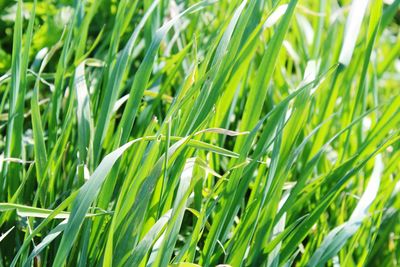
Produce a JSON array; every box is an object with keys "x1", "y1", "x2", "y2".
[{"x1": 0, "y1": 0, "x2": 399, "y2": 266}]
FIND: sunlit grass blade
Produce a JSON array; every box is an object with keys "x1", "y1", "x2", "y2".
[{"x1": 0, "y1": 0, "x2": 398, "y2": 265}]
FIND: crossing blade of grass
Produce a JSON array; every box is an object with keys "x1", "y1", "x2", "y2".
[
  {"x1": 341, "y1": 0, "x2": 382, "y2": 161},
  {"x1": 11, "y1": 191, "x2": 78, "y2": 266},
  {"x1": 92, "y1": 0, "x2": 159, "y2": 165},
  {"x1": 235, "y1": 0, "x2": 298, "y2": 149},
  {"x1": 245, "y1": 91, "x2": 316, "y2": 260},
  {"x1": 93, "y1": 1, "x2": 210, "y2": 213},
  {"x1": 52, "y1": 138, "x2": 145, "y2": 266},
  {"x1": 24, "y1": 219, "x2": 68, "y2": 267},
  {"x1": 93, "y1": 5, "x2": 214, "y2": 230},
  {"x1": 0, "y1": 203, "x2": 105, "y2": 219},
  {"x1": 274, "y1": 107, "x2": 380, "y2": 223},
  {"x1": 47, "y1": 1, "x2": 79, "y2": 148},
  {"x1": 309, "y1": 0, "x2": 372, "y2": 159},
  {"x1": 181, "y1": 0, "x2": 250, "y2": 134},
  {"x1": 200, "y1": 69, "x2": 330, "y2": 265},
  {"x1": 111, "y1": 136, "x2": 193, "y2": 266},
  {"x1": 226, "y1": 109, "x2": 287, "y2": 266},
  {"x1": 116, "y1": 0, "x2": 213, "y2": 146},
  {"x1": 200, "y1": 104, "x2": 287, "y2": 265},
  {"x1": 124, "y1": 210, "x2": 172, "y2": 267},
  {"x1": 152, "y1": 158, "x2": 203, "y2": 267},
  {"x1": 279, "y1": 136, "x2": 397, "y2": 264},
  {"x1": 307, "y1": 154, "x2": 383, "y2": 267}
]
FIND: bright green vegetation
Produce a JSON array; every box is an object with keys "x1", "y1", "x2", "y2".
[{"x1": 0, "y1": 0, "x2": 399, "y2": 266}]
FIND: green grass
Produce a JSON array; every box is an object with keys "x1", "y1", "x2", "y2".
[{"x1": 0, "y1": 0, "x2": 399, "y2": 266}]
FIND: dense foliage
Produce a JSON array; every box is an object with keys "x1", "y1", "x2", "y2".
[{"x1": 0, "y1": 0, "x2": 399, "y2": 266}]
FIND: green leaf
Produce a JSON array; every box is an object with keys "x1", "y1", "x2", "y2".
[{"x1": 307, "y1": 154, "x2": 384, "y2": 267}]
